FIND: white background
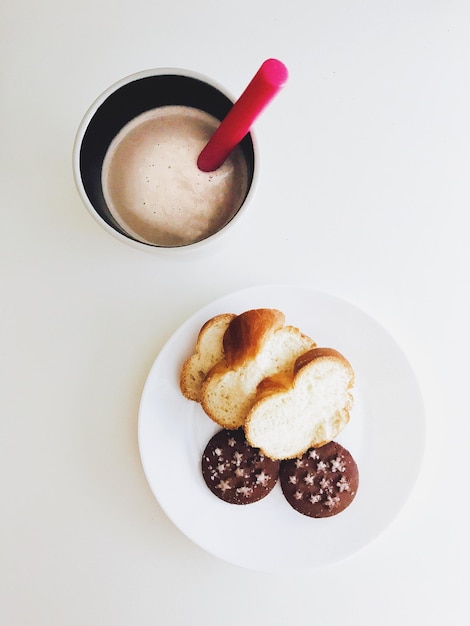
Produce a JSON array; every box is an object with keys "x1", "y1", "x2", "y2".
[{"x1": 1, "y1": 1, "x2": 468, "y2": 624}]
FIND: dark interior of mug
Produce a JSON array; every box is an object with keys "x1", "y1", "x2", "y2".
[{"x1": 79, "y1": 74, "x2": 256, "y2": 244}]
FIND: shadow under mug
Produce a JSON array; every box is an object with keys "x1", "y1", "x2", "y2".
[{"x1": 72, "y1": 68, "x2": 258, "y2": 252}]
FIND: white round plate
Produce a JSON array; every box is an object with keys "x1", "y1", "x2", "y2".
[{"x1": 138, "y1": 285, "x2": 425, "y2": 572}]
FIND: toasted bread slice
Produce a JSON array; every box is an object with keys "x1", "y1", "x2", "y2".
[
  {"x1": 200, "y1": 309, "x2": 316, "y2": 429},
  {"x1": 245, "y1": 347, "x2": 354, "y2": 460},
  {"x1": 180, "y1": 313, "x2": 236, "y2": 402}
]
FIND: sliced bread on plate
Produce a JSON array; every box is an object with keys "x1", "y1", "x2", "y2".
[
  {"x1": 245, "y1": 347, "x2": 354, "y2": 459},
  {"x1": 180, "y1": 313, "x2": 236, "y2": 402},
  {"x1": 200, "y1": 309, "x2": 316, "y2": 429}
]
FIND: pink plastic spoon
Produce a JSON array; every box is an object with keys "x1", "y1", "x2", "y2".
[{"x1": 197, "y1": 58, "x2": 288, "y2": 172}]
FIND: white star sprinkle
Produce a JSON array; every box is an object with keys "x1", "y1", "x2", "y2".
[
  {"x1": 331, "y1": 456, "x2": 345, "y2": 472},
  {"x1": 304, "y1": 473, "x2": 315, "y2": 486},
  {"x1": 336, "y1": 476, "x2": 350, "y2": 492},
  {"x1": 216, "y1": 480, "x2": 231, "y2": 493},
  {"x1": 233, "y1": 451, "x2": 243, "y2": 466},
  {"x1": 256, "y1": 471, "x2": 270, "y2": 486},
  {"x1": 326, "y1": 495, "x2": 340, "y2": 509}
]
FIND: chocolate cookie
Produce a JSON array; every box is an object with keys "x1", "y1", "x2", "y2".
[
  {"x1": 202, "y1": 428, "x2": 280, "y2": 505},
  {"x1": 279, "y1": 441, "x2": 359, "y2": 518}
]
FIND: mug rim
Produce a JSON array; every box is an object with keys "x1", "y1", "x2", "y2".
[{"x1": 72, "y1": 67, "x2": 259, "y2": 254}]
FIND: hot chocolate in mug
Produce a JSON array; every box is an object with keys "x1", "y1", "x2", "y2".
[{"x1": 73, "y1": 68, "x2": 258, "y2": 252}]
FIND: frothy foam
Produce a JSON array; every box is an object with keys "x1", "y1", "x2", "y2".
[{"x1": 101, "y1": 106, "x2": 249, "y2": 246}]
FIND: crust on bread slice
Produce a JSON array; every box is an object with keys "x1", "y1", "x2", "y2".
[
  {"x1": 179, "y1": 313, "x2": 236, "y2": 402},
  {"x1": 200, "y1": 309, "x2": 316, "y2": 429},
  {"x1": 244, "y1": 347, "x2": 354, "y2": 460}
]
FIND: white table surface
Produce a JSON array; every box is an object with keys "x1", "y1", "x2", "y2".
[{"x1": 1, "y1": 1, "x2": 468, "y2": 624}]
